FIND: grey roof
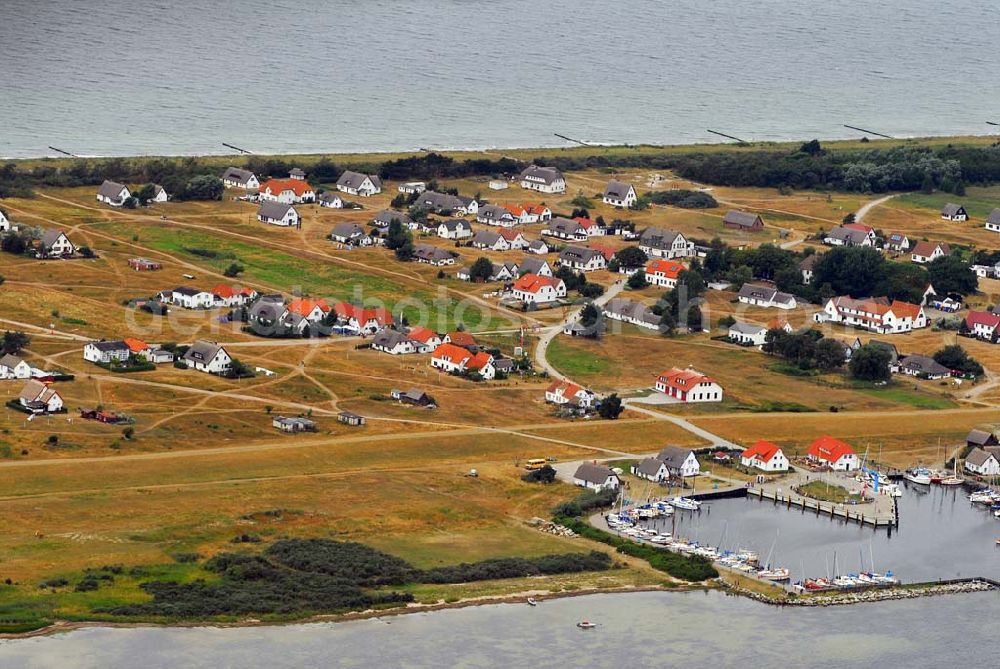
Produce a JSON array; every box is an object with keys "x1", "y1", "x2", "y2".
[
  {"x1": 18, "y1": 379, "x2": 50, "y2": 403},
  {"x1": 520, "y1": 257, "x2": 550, "y2": 275},
  {"x1": 337, "y1": 170, "x2": 381, "y2": 190},
  {"x1": 330, "y1": 222, "x2": 366, "y2": 239},
  {"x1": 221, "y1": 167, "x2": 256, "y2": 184},
  {"x1": 249, "y1": 300, "x2": 285, "y2": 322},
  {"x1": 471, "y1": 230, "x2": 502, "y2": 246},
  {"x1": 604, "y1": 180, "x2": 634, "y2": 198},
  {"x1": 657, "y1": 446, "x2": 694, "y2": 470},
  {"x1": 941, "y1": 203, "x2": 965, "y2": 216},
  {"x1": 0, "y1": 353, "x2": 24, "y2": 369},
  {"x1": 318, "y1": 192, "x2": 342, "y2": 204},
  {"x1": 729, "y1": 321, "x2": 767, "y2": 335},
  {"x1": 826, "y1": 226, "x2": 870, "y2": 245},
  {"x1": 478, "y1": 204, "x2": 512, "y2": 220},
  {"x1": 289, "y1": 168, "x2": 306, "y2": 177},
  {"x1": 798, "y1": 254, "x2": 818, "y2": 270},
  {"x1": 373, "y1": 209, "x2": 414, "y2": 227},
  {"x1": 966, "y1": 447, "x2": 996, "y2": 468},
  {"x1": 372, "y1": 328, "x2": 414, "y2": 350},
  {"x1": 897, "y1": 354, "x2": 950, "y2": 376},
  {"x1": 639, "y1": 227, "x2": 684, "y2": 250},
  {"x1": 278, "y1": 311, "x2": 307, "y2": 329},
  {"x1": 183, "y1": 340, "x2": 223, "y2": 363},
  {"x1": 440, "y1": 219, "x2": 472, "y2": 232},
  {"x1": 414, "y1": 244, "x2": 455, "y2": 262},
  {"x1": 967, "y1": 429, "x2": 998, "y2": 446},
  {"x1": 988, "y1": 208, "x2": 1000, "y2": 225},
  {"x1": 40, "y1": 229, "x2": 68, "y2": 247},
  {"x1": 275, "y1": 416, "x2": 316, "y2": 429},
  {"x1": 528, "y1": 240, "x2": 548, "y2": 251},
  {"x1": 635, "y1": 457, "x2": 666, "y2": 478},
  {"x1": 257, "y1": 201, "x2": 297, "y2": 220},
  {"x1": 98, "y1": 180, "x2": 128, "y2": 199},
  {"x1": 493, "y1": 358, "x2": 514, "y2": 372},
  {"x1": 546, "y1": 217, "x2": 585, "y2": 236},
  {"x1": 603, "y1": 297, "x2": 656, "y2": 324},
  {"x1": 173, "y1": 286, "x2": 204, "y2": 296},
  {"x1": 723, "y1": 210, "x2": 763, "y2": 228},
  {"x1": 559, "y1": 246, "x2": 603, "y2": 264},
  {"x1": 89, "y1": 340, "x2": 129, "y2": 353},
  {"x1": 415, "y1": 191, "x2": 467, "y2": 212},
  {"x1": 520, "y1": 165, "x2": 564, "y2": 185},
  {"x1": 573, "y1": 462, "x2": 617, "y2": 485},
  {"x1": 738, "y1": 283, "x2": 794, "y2": 305}
]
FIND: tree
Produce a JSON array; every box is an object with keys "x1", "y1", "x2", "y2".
[
  {"x1": 178, "y1": 175, "x2": 224, "y2": 201},
  {"x1": 842, "y1": 213, "x2": 856, "y2": 224},
  {"x1": 122, "y1": 426, "x2": 135, "y2": 440},
  {"x1": 613, "y1": 246, "x2": 648, "y2": 270},
  {"x1": 626, "y1": 270, "x2": 647, "y2": 290},
  {"x1": 927, "y1": 256, "x2": 978, "y2": 296},
  {"x1": 77, "y1": 246, "x2": 95, "y2": 258},
  {"x1": 1, "y1": 232, "x2": 29, "y2": 255},
  {"x1": 814, "y1": 338, "x2": 846, "y2": 371},
  {"x1": 811, "y1": 246, "x2": 887, "y2": 297},
  {"x1": 223, "y1": 262, "x2": 245, "y2": 278},
  {"x1": 686, "y1": 305, "x2": 703, "y2": 332},
  {"x1": 849, "y1": 344, "x2": 892, "y2": 382},
  {"x1": 468, "y1": 257, "x2": 494, "y2": 283},
  {"x1": 2, "y1": 330, "x2": 30, "y2": 354},
  {"x1": 522, "y1": 464, "x2": 557, "y2": 484},
  {"x1": 134, "y1": 184, "x2": 156, "y2": 205},
  {"x1": 578, "y1": 282, "x2": 604, "y2": 299},
  {"x1": 384, "y1": 219, "x2": 412, "y2": 251},
  {"x1": 799, "y1": 139, "x2": 823, "y2": 156},
  {"x1": 394, "y1": 239, "x2": 414, "y2": 261},
  {"x1": 598, "y1": 394, "x2": 624, "y2": 420},
  {"x1": 933, "y1": 344, "x2": 983, "y2": 377}
]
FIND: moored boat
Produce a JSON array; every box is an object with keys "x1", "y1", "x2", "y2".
[
  {"x1": 757, "y1": 567, "x2": 790, "y2": 582},
  {"x1": 903, "y1": 468, "x2": 932, "y2": 485},
  {"x1": 577, "y1": 621, "x2": 597, "y2": 629},
  {"x1": 669, "y1": 497, "x2": 701, "y2": 510}
]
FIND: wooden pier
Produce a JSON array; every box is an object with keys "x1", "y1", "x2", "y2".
[{"x1": 747, "y1": 486, "x2": 898, "y2": 528}]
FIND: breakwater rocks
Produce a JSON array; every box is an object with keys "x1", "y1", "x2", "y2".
[{"x1": 731, "y1": 579, "x2": 996, "y2": 607}]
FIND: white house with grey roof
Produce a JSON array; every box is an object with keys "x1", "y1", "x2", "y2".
[
  {"x1": 372, "y1": 210, "x2": 416, "y2": 230},
  {"x1": 602, "y1": 298, "x2": 659, "y2": 330},
  {"x1": 257, "y1": 202, "x2": 300, "y2": 227},
  {"x1": 336, "y1": 171, "x2": 382, "y2": 197},
  {"x1": 728, "y1": 321, "x2": 769, "y2": 347},
  {"x1": 182, "y1": 340, "x2": 231, "y2": 374},
  {"x1": 36, "y1": 230, "x2": 75, "y2": 258},
  {"x1": 413, "y1": 244, "x2": 456, "y2": 266},
  {"x1": 519, "y1": 257, "x2": 553, "y2": 277},
  {"x1": 330, "y1": 223, "x2": 372, "y2": 246},
  {"x1": 986, "y1": 208, "x2": 1000, "y2": 233},
  {"x1": 519, "y1": 165, "x2": 566, "y2": 194},
  {"x1": 414, "y1": 191, "x2": 478, "y2": 216},
  {"x1": 638, "y1": 227, "x2": 694, "y2": 259},
  {"x1": 542, "y1": 217, "x2": 589, "y2": 242},
  {"x1": 221, "y1": 167, "x2": 259, "y2": 189},
  {"x1": 893, "y1": 354, "x2": 951, "y2": 380},
  {"x1": 83, "y1": 340, "x2": 131, "y2": 365},
  {"x1": 572, "y1": 462, "x2": 620, "y2": 491},
  {"x1": 631, "y1": 457, "x2": 669, "y2": 482},
  {"x1": 941, "y1": 203, "x2": 968, "y2": 221},
  {"x1": 558, "y1": 246, "x2": 606, "y2": 272},
  {"x1": 657, "y1": 446, "x2": 700, "y2": 477},
  {"x1": 527, "y1": 239, "x2": 550, "y2": 255},
  {"x1": 965, "y1": 448, "x2": 1000, "y2": 476},
  {"x1": 318, "y1": 192, "x2": 344, "y2": 208},
  {"x1": 603, "y1": 180, "x2": 637, "y2": 208},
  {"x1": 823, "y1": 225, "x2": 874, "y2": 247},
  {"x1": 96, "y1": 180, "x2": 131, "y2": 207},
  {"x1": 476, "y1": 204, "x2": 517, "y2": 227},
  {"x1": 737, "y1": 283, "x2": 797, "y2": 310},
  {"x1": 168, "y1": 286, "x2": 216, "y2": 309},
  {"x1": 0, "y1": 354, "x2": 31, "y2": 380},
  {"x1": 0, "y1": 209, "x2": 10, "y2": 232},
  {"x1": 438, "y1": 219, "x2": 473, "y2": 240}
]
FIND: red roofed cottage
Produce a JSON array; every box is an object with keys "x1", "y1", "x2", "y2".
[{"x1": 806, "y1": 436, "x2": 858, "y2": 471}]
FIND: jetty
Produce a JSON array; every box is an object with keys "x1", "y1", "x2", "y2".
[{"x1": 747, "y1": 482, "x2": 898, "y2": 528}]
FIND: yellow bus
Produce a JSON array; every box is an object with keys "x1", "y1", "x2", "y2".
[{"x1": 524, "y1": 458, "x2": 547, "y2": 470}]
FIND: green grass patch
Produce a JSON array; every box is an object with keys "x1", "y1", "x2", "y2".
[
  {"x1": 795, "y1": 480, "x2": 866, "y2": 504},
  {"x1": 547, "y1": 338, "x2": 611, "y2": 378},
  {"x1": 767, "y1": 362, "x2": 821, "y2": 377},
  {"x1": 897, "y1": 186, "x2": 1000, "y2": 219},
  {"x1": 856, "y1": 385, "x2": 956, "y2": 410}
]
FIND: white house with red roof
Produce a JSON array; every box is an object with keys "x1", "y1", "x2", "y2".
[
  {"x1": 545, "y1": 379, "x2": 596, "y2": 408},
  {"x1": 654, "y1": 368, "x2": 723, "y2": 402},
  {"x1": 966, "y1": 311, "x2": 1000, "y2": 342},
  {"x1": 815, "y1": 296, "x2": 926, "y2": 333},
  {"x1": 258, "y1": 178, "x2": 315, "y2": 204},
  {"x1": 406, "y1": 326, "x2": 443, "y2": 351},
  {"x1": 430, "y1": 343, "x2": 495, "y2": 379},
  {"x1": 511, "y1": 273, "x2": 567, "y2": 305},
  {"x1": 645, "y1": 259, "x2": 685, "y2": 288},
  {"x1": 332, "y1": 302, "x2": 392, "y2": 334},
  {"x1": 286, "y1": 298, "x2": 331, "y2": 323},
  {"x1": 740, "y1": 440, "x2": 789, "y2": 472},
  {"x1": 505, "y1": 204, "x2": 551, "y2": 225},
  {"x1": 806, "y1": 436, "x2": 858, "y2": 471},
  {"x1": 910, "y1": 241, "x2": 950, "y2": 264},
  {"x1": 212, "y1": 284, "x2": 257, "y2": 308}
]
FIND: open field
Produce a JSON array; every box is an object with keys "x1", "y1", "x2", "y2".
[{"x1": 2, "y1": 137, "x2": 1000, "y2": 629}]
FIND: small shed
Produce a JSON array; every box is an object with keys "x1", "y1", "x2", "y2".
[
  {"x1": 338, "y1": 411, "x2": 366, "y2": 427},
  {"x1": 272, "y1": 416, "x2": 317, "y2": 433}
]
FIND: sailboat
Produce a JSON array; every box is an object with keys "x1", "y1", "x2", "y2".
[{"x1": 940, "y1": 458, "x2": 963, "y2": 486}]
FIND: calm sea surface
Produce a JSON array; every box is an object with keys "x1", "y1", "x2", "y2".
[
  {"x1": 2, "y1": 0, "x2": 999, "y2": 158},
  {"x1": 1, "y1": 590, "x2": 997, "y2": 668}
]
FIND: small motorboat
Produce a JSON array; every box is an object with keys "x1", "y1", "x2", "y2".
[
  {"x1": 669, "y1": 497, "x2": 701, "y2": 511},
  {"x1": 577, "y1": 621, "x2": 597, "y2": 629},
  {"x1": 527, "y1": 598, "x2": 538, "y2": 607},
  {"x1": 903, "y1": 468, "x2": 932, "y2": 485}
]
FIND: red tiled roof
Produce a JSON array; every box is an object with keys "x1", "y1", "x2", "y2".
[
  {"x1": 447, "y1": 331, "x2": 476, "y2": 347},
  {"x1": 288, "y1": 298, "x2": 331, "y2": 317},
  {"x1": 966, "y1": 310, "x2": 1000, "y2": 329},
  {"x1": 467, "y1": 351, "x2": 493, "y2": 371},
  {"x1": 513, "y1": 273, "x2": 560, "y2": 294},
  {"x1": 806, "y1": 436, "x2": 855, "y2": 463},
  {"x1": 332, "y1": 302, "x2": 390, "y2": 326},
  {"x1": 260, "y1": 178, "x2": 313, "y2": 197},
  {"x1": 889, "y1": 300, "x2": 921, "y2": 320},
  {"x1": 646, "y1": 259, "x2": 684, "y2": 278},
  {"x1": 591, "y1": 245, "x2": 615, "y2": 261},
  {"x1": 211, "y1": 284, "x2": 238, "y2": 299},
  {"x1": 432, "y1": 343, "x2": 473, "y2": 364},
  {"x1": 123, "y1": 337, "x2": 148, "y2": 353},
  {"x1": 407, "y1": 326, "x2": 439, "y2": 343},
  {"x1": 911, "y1": 240, "x2": 950, "y2": 257},
  {"x1": 498, "y1": 228, "x2": 523, "y2": 241},
  {"x1": 504, "y1": 204, "x2": 526, "y2": 216},
  {"x1": 741, "y1": 439, "x2": 782, "y2": 463},
  {"x1": 574, "y1": 216, "x2": 596, "y2": 229},
  {"x1": 547, "y1": 379, "x2": 584, "y2": 398},
  {"x1": 842, "y1": 222, "x2": 874, "y2": 234},
  {"x1": 657, "y1": 367, "x2": 715, "y2": 392}
]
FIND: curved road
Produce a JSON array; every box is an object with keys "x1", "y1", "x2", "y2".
[{"x1": 534, "y1": 280, "x2": 626, "y2": 380}]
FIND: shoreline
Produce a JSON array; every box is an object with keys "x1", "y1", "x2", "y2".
[
  {"x1": 4, "y1": 576, "x2": 996, "y2": 641},
  {"x1": 3, "y1": 132, "x2": 997, "y2": 165}
]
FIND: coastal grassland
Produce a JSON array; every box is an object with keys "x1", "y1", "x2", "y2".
[
  {"x1": 518, "y1": 419, "x2": 708, "y2": 454},
  {"x1": 795, "y1": 480, "x2": 865, "y2": 504}
]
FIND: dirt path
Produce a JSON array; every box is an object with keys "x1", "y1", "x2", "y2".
[
  {"x1": 534, "y1": 281, "x2": 627, "y2": 380},
  {"x1": 855, "y1": 194, "x2": 899, "y2": 222}
]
